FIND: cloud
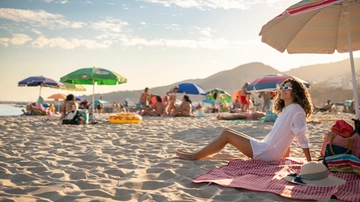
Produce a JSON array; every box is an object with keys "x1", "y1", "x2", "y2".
[
  {"x1": 0, "y1": 38, "x2": 9, "y2": 47},
  {"x1": 164, "y1": 24, "x2": 180, "y2": 31},
  {"x1": 191, "y1": 27, "x2": 215, "y2": 37},
  {"x1": 90, "y1": 17, "x2": 128, "y2": 33},
  {"x1": 119, "y1": 36, "x2": 235, "y2": 50},
  {"x1": 0, "y1": 8, "x2": 85, "y2": 29},
  {"x1": 43, "y1": 0, "x2": 53, "y2": 2},
  {"x1": 31, "y1": 35, "x2": 109, "y2": 49},
  {"x1": 31, "y1": 28, "x2": 42, "y2": 35},
  {"x1": 10, "y1": 33, "x2": 32, "y2": 45},
  {"x1": 140, "y1": 0, "x2": 259, "y2": 10},
  {"x1": 266, "y1": 0, "x2": 296, "y2": 9}
]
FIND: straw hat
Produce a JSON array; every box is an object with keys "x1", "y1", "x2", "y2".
[{"x1": 284, "y1": 162, "x2": 346, "y2": 186}]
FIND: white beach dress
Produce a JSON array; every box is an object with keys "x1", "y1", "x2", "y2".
[{"x1": 250, "y1": 103, "x2": 310, "y2": 161}]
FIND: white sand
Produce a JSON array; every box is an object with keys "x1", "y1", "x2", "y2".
[{"x1": 0, "y1": 112, "x2": 352, "y2": 201}]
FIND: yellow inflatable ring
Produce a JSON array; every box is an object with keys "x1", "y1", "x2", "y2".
[{"x1": 108, "y1": 113, "x2": 142, "y2": 124}]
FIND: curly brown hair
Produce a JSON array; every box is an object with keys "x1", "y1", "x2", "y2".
[{"x1": 272, "y1": 78, "x2": 313, "y2": 118}]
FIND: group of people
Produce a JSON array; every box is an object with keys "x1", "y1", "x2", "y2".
[
  {"x1": 138, "y1": 86, "x2": 192, "y2": 117},
  {"x1": 112, "y1": 101, "x2": 128, "y2": 113}
]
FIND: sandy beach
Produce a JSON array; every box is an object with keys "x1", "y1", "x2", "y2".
[{"x1": 0, "y1": 112, "x2": 354, "y2": 201}]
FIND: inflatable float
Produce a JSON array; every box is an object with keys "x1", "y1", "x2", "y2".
[{"x1": 108, "y1": 113, "x2": 142, "y2": 124}]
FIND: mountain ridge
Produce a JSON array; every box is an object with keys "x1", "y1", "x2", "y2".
[{"x1": 77, "y1": 58, "x2": 360, "y2": 103}]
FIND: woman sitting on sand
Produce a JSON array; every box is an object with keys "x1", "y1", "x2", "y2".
[
  {"x1": 60, "y1": 94, "x2": 78, "y2": 119},
  {"x1": 142, "y1": 96, "x2": 165, "y2": 116},
  {"x1": 176, "y1": 78, "x2": 313, "y2": 162},
  {"x1": 171, "y1": 95, "x2": 192, "y2": 117},
  {"x1": 217, "y1": 111, "x2": 265, "y2": 120}
]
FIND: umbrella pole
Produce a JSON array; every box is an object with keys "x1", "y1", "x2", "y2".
[
  {"x1": 345, "y1": 11, "x2": 359, "y2": 119},
  {"x1": 92, "y1": 80, "x2": 95, "y2": 117}
]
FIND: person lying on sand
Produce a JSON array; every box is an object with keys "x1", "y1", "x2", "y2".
[
  {"x1": 170, "y1": 95, "x2": 192, "y2": 117},
  {"x1": 176, "y1": 78, "x2": 313, "y2": 162},
  {"x1": 216, "y1": 111, "x2": 265, "y2": 120}
]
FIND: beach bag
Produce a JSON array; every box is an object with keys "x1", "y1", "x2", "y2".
[
  {"x1": 321, "y1": 120, "x2": 360, "y2": 165},
  {"x1": 325, "y1": 154, "x2": 360, "y2": 176},
  {"x1": 62, "y1": 110, "x2": 79, "y2": 124}
]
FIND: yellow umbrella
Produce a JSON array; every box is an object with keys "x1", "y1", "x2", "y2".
[{"x1": 52, "y1": 83, "x2": 86, "y2": 92}]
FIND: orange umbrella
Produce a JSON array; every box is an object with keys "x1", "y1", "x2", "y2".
[
  {"x1": 48, "y1": 93, "x2": 67, "y2": 101},
  {"x1": 232, "y1": 91, "x2": 241, "y2": 102}
]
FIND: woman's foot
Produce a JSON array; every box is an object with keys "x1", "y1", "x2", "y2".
[
  {"x1": 216, "y1": 115, "x2": 222, "y2": 120},
  {"x1": 175, "y1": 149, "x2": 196, "y2": 160}
]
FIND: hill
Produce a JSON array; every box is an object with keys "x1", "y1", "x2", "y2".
[{"x1": 79, "y1": 58, "x2": 360, "y2": 104}]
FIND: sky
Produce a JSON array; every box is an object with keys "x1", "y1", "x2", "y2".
[{"x1": 1, "y1": 0, "x2": 359, "y2": 102}]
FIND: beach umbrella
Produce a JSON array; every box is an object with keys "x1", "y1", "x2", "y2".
[
  {"x1": 48, "y1": 93, "x2": 67, "y2": 100},
  {"x1": 232, "y1": 90, "x2": 241, "y2": 102},
  {"x1": 75, "y1": 96, "x2": 86, "y2": 102},
  {"x1": 205, "y1": 88, "x2": 232, "y2": 103},
  {"x1": 60, "y1": 67, "x2": 127, "y2": 114},
  {"x1": 18, "y1": 76, "x2": 65, "y2": 103},
  {"x1": 246, "y1": 74, "x2": 310, "y2": 92},
  {"x1": 175, "y1": 82, "x2": 207, "y2": 95},
  {"x1": 52, "y1": 83, "x2": 86, "y2": 92},
  {"x1": 259, "y1": 0, "x2": 360, "y2": 118},
  {"x1": 90, "y1": 99, "x2": 108, "y2": 105},
  {"x1": 47, "y1": 93, "x2": 67, "y2": 112}
]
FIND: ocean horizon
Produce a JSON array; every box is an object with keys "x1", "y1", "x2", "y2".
[{"x1": 0, "y1": 104, "x2": 24, "y2": 116}]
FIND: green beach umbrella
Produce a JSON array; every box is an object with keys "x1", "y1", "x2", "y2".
[
  {"x1": 60, "y1": 67, "x2": 127, "y2": 114},
  {"x1": 205, "y1": 88, "x2": 232, "y2": 103}
]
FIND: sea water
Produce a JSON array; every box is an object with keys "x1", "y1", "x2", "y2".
[{"x1": 0, "y1": 104, "x2": 23, "y2": 116}]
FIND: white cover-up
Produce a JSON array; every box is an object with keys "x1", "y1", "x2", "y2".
[{"x1": 250, "y1": 103, "x2": 310, "y2": 161}]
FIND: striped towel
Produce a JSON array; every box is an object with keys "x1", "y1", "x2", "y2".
[
  {"x1": 326, "y1": 154, "x2": 360, "y2": 176},
  {"x1": 192, "y1": 158, "x2": 360, "y2": 201}
]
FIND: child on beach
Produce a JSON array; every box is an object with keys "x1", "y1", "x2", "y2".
[{"x1": 176, "y1": 78, "x2": 313, "y2": 162}]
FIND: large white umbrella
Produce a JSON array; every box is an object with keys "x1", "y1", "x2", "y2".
[{"x1": 259, "y1": 0, "x2": 360, "y2": 118}]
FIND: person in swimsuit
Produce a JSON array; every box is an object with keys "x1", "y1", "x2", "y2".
[
  {"x1": 216, "y1": 111, "x2": 265, "y2": 120},
  {"x1": 170, "y1": 95, "x2": 192, "y2": 117},
  {"x1": 60, "y1": 94, "x2": 78, "y2": 119},
  {"x1": 240, "y1": 82, "x2": 251, "y2": 112},
  {"x1": 176, "y1": 78, "x2": 313, "y2": 162},
  {"x1": 139, "y1": 87, "x2": 151, "y2": 107},
  {"x1": 166, "y1": 85, "x2": 179, "y2": 115},
  {"x1": 142, "y1": 96, "x2": 165, "y2": 116}
]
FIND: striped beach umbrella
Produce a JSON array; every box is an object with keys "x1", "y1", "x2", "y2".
[
  {"x1": 259, "y1": 0, "x2": 360, "y2": 118},
  {"x1": 246, "y1": 74, "x2": 310, "y2": 92}
]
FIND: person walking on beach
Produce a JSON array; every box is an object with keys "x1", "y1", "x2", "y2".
[
  {"x1": 176, "y1": 78, "x2": 313, "y2": 162},
  {"x1": 240, "y1": 82, "x2": 251, "y2": 112}
]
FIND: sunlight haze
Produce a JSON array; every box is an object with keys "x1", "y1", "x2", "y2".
[{"x1": 1, "y1": 0, "x2": 359, "y2": 102}]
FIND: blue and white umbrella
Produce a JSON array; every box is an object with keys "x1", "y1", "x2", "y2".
[
  {"x1": 174, "y1": 82, "x2": 207, "y2": 95},
  {"x1": 18, "y1": 75, "x2": 65, "y2": 99}
]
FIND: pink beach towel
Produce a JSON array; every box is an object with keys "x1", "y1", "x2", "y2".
[{"x1": 192, "y1": 158, "x2": 360, "y2": 201}]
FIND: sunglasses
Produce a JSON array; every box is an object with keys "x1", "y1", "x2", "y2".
[{"x1": 279, "y1": 86, "x2": 293, "y2": 91}]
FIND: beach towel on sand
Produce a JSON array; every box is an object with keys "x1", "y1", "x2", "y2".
[{"x1": 192, "y1": 158, "x2": 360, "y2": 201}]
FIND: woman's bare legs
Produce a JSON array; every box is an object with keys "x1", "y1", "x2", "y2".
[
  {"x1": 176, "y1": 128, "x2": 253, "y2": 160},
  {"x1": 283, "y1": 147, "x2": 290, "y2": 157}
]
